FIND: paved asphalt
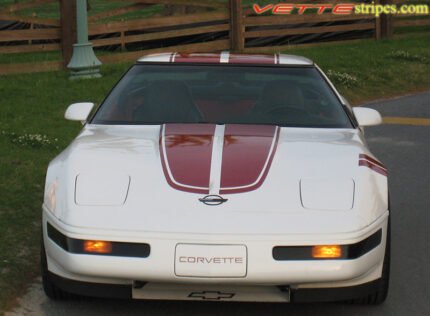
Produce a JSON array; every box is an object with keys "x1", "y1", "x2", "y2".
[{"x1": 7, "y1": 92, "x2": 430, "y2": 316}]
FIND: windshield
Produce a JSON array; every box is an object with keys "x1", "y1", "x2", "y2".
[{"x1": 91, "y1": 64, "x2": 352, "y2": 128}]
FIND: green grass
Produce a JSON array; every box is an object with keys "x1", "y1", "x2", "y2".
[
  {"x1": 96, "y1": 4, "x2": 164, "y2": 23},
  {"x1": 0, "y1": 63, "x2": 130, "y2": 312},
  {"x1": 0, "y1": 0, "x2": 195, "y2": 21},
  {"x1": 0, "y1": 32, "x2": 430, "y2": 312},
  {"x1": 396, "y1": 25, "x2": 430, "y2": 35},
  {"x1": 0, "y1": 50, "x2": 116, "y2": 65},
  {"x1": 0, "y1": 0, "x2": 161, "y2": 20},
  {"x1": 0, "y1": 51, "x2": 62, "y2": 64},
  {"x1": 284, "y1": 32, "x2": 430, "y2": 103}
]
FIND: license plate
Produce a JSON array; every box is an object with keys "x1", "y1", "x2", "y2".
[{"x1": 174, "y1": 244, "x2": 247, "y2": 278}]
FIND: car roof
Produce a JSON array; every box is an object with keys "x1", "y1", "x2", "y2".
[{"x1": 137, "y1": 52, "x2": 313, "y2": 66}]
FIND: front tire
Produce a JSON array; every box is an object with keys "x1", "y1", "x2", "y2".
[
  {"x1": 41, "y1": 237, "x2": 71, "y2": 300},
  {"x1": 350, "y1": 215, "x2": 391, "y2": 305}
]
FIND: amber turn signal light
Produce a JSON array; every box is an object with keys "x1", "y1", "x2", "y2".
[
  {"x1": 312, "y1": 245, "x2": 342, "y2": 259},
  {"x1": 83, "y1": 240, "x2": 112, "y2": 254}
]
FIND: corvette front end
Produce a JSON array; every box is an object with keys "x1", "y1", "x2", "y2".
[
  {"x1": 41, "y1": 52, "x2": 390, "y2": 304},
  {"x1": 43, "y1": 207, "x2": 388, "y2": 302}
]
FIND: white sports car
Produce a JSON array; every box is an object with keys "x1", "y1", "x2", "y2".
[{"x1": 42, "y1": 52, "x2": 390, "y2": 304}]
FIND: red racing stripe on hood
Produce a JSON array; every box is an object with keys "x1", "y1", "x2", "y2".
[
  {"x1": 160, "y1": 124, "x2": 215, "y2": 194},
  {"x1": 220, "y1": 125, "x2": 280, "y2": 194}
]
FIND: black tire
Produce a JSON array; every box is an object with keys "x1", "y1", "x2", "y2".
[
  {"x1": 350, "y1": 214, "x2": 391, "y2": 305},
  {"x1": 41, "y1": 236, "x2": 71, "y2": 300}
]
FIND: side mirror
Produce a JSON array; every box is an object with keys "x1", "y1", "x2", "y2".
[
  {"x1": 352, "y1": 107, "x2": 382, "y2": 127},
  {"x1": 65, "y1": 102, "x2": 94, "y2": 123}
]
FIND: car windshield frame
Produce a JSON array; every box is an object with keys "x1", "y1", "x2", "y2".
[{"x1": 89, "y1": 63, "x2": 354, "y2": 129}]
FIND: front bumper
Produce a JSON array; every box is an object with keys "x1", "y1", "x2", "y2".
[
  {"x1": 43, "y1": 209, "x2": 388, "y2": 301},
  {"x1": 47, "y1": 271, "x2": 382, "y2": 303}
]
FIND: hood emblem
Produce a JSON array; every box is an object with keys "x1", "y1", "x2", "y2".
[{"x1": 199, "y1": 195, "x2": 228, "y2": 206}]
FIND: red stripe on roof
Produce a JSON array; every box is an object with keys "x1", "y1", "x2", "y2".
[
  {"x1": 173, "y1": 53, "x2": 222, "y2": 64},
  {"x1": 170, "y1": 53, "x2": 278, "y2": 65},
  {"x1": 229, "y1": 53, "x2": 276, "y2": 65}
]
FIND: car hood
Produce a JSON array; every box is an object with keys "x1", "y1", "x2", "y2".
[{"x1": 46, "y1": 124, "x2": 387, "y2": 235}]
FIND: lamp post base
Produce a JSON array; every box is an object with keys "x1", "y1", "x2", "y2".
[{"x1": 67, "y1": 42, "x2": 102, "y2": 80}]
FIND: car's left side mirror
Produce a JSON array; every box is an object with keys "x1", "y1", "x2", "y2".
[
  {"x1": 352, "y1": 107, "x2": 382, "y2": 127},
  {"x1": 65, "y1": 102, "x2": 94, "y2": 123}
]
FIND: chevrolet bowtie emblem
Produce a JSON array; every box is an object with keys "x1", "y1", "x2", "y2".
[
  {"x1": 188, "y1": 291, "x2": 235, "y2": 300},
  {"x1": 198, "y1": 195, "x2": 228, "y2": 206}
]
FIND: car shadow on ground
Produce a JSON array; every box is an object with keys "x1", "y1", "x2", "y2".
[{"x1": 39, "y1": 295, "x2": 390, "y2": 316}]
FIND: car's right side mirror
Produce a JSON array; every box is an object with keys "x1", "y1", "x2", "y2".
[
  {"x1": 352, "y1": 107, "x2": 382, "y2": 127},
  {"x1": 65, "y1": 102, "x2": 94, "y2": 123}
]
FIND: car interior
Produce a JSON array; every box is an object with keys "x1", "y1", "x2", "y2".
[{"x1": 93, "y1": 65, "x2": 351, "y2": 128}]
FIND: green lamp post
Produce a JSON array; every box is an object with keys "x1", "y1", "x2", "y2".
[{"x1": 67, "y1": 0, "x2": 102, "y2": 79}]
